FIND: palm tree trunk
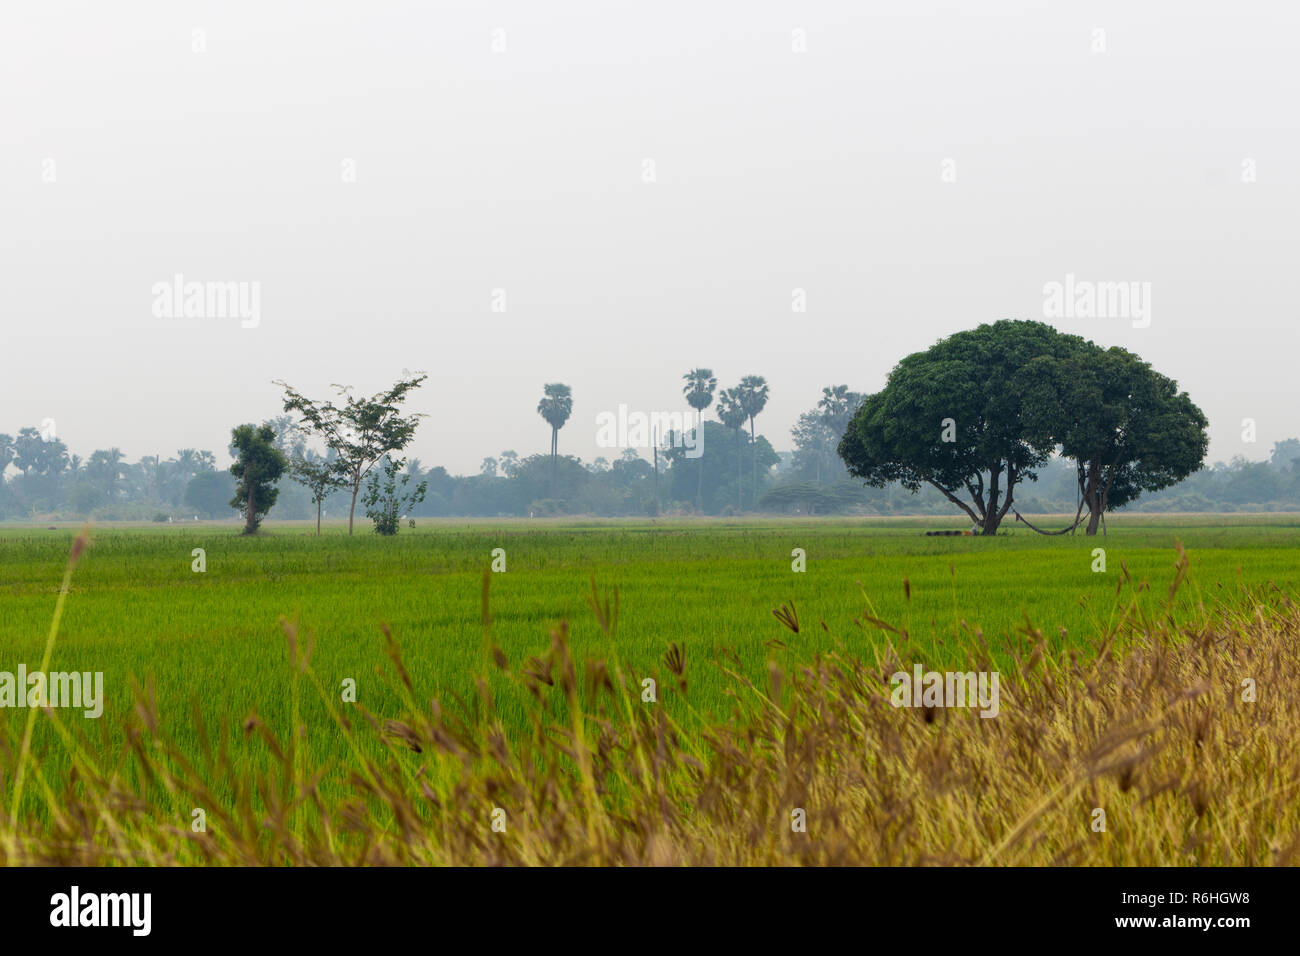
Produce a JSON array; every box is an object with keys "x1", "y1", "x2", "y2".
[
  {"x1": 550, "y1": 427, "x2": 558, "y2": 497},
  {"x1": 749, "y1": 419, "x2": 757, "y2": 509},
  {"x1": 736, "y1": 431, "x2": 742, "y2": 511},
  {"x1": 696, "y1": 447, "x2": 704, "y2": 513}
]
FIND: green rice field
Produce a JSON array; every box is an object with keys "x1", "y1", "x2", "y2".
[{"x1": 0, "y1": 515, "x2": 1296, "y2": 818}]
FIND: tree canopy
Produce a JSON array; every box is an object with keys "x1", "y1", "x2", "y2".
[
  {"x1": 1012, "y1": 344, "x2": 1208, "y2": 534},
  {"x1": 275, "y1": 374, "x2": 428, "y2": 535},
  {"x1": 838, "y1": 320, "x2": 1208, "y2": 534}
]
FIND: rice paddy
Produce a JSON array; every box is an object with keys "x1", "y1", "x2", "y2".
[{"x1": 0, "y1": 515, "x2": 1296, "y2": 863}]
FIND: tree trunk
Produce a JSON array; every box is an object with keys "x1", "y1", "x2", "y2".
[
  {"x1": 348, "y1": 477, "x2": 359, "y2": 535},
  {"x1": 652, "y1": 436, "x2": 659, "y2": 513},
  {"x1": 979, "y1": 466, "x2": 1001, "y2": 535},
  {"x1": 736, "y1": 431, "x2": 743, "y2": 511},
  {"x1": 244, "y1": 487, "x2": 256, "y2": 535},
  {"x1": 1083, "y1": 460, "x2": 1102, "y2": 536},
  {"x1": 749, "y1": 419, "x2": 757, "y2": 509},
  {"x1": 696, "y1": 448, "x2": 704, "y2": 513},
  {"x1": 316, "y1": 499, "x2": 322, "y2": 536}
]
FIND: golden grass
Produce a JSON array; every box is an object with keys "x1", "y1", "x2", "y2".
[{"x1": 1, "y1": 535, "x2": 1296, "y2": 866}]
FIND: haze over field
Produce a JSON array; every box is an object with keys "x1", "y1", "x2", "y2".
[{"x1": 3, "y1": 1, "x2": 1298, "y2": 473}]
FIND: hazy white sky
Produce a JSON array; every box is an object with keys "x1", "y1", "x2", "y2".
[{"x1": 3, "y1": 0, "x2": 1297, "y2": 473}]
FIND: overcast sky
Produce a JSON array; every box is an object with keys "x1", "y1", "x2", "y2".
[{"x1": 3, "y1": 0, "x2": 1297, "y2": 473}]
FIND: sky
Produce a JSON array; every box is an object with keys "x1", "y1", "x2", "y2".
[{"x1": 3, "y1": 0, "x2": 1297, "y2": 473}]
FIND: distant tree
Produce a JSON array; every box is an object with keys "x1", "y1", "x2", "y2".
[
  {"x1": 1271, "y1": 438, "x2": 1300, "y2": 473},
  {"x1": 263, "y1": 414, "x2": 307, "y2": 459},
  {"x1": 275, "y1": 374, "x2": 428, "y2": 535},
  {"x1": 480, "y1": 456, "x2": 498, "y2": 477},
  {"x1": 790, "y1": 386, "x2": 864, "y2": 484},
  {"x1": 13, "y1": 427, "x2": 68, "y2": 477},
  {"x1": 499, "y1": 450, "x2": 520, "y2": 478},
  {"x1": 716, "y1": 388, "x2": 748, "y2": 511},
  {"x1": 791, "y1": 411, "x2": 838, "y2": 483},
  {"x1": 136, "y1": 455, "x2": 164, "y2": 502},
  {"x1": 85, "y1": 448, "x2": 126, "y2": 500},
  {"x1": 682, "y1": 368, "x2": 717, "y2": 511},
  {"x1": 817, "y1": 385, "x2": 864, "y2": 438},
  {"x1": 0, "y1": 434, "x2": 13, "y2": 477},
  {"x1": 229, "y1": 423, "x2": 288, "y2": 534},
  {"x1": 184, "y1": 470, "x2": 236, "y2": 518},
  {"x1": 362, "y1": 456, "x2": 428, "y2": 535},
  {"x1": 289, "y1": 450, "x2": 347, "y2": 535},
  {"x1": 536, "y1": 383, "x2": 573, "y2": 497},
  {"x1": 737, "y1": 375, "x2": 770, "y2": 508}
]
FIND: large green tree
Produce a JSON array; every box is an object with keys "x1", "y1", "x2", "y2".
[
  {"x1": 1012, "y1": 344, "x2": 1208, "y2": 535},
  {"x1": 839, "y1": 320, "x2": 1082, "y2": 534},
  {"x1": 275, "y1": 374, "x2": 428, "y2": 535}
]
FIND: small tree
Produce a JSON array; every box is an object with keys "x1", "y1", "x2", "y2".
[
  {"x1": 289, "y1": 450, "x2": 347, "y2": 535},
  {"x1": 229, "y1": 423, "x2": 287, "y2": 534},
  {"x1": 275, "y1": 374, "x2": 428, "y2": 535},
  {"x1": 362, "y1": 457, "x2": 428, "y2": 535}
]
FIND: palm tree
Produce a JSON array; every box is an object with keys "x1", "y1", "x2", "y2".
[
  {"x1": 737, "y1": 376, "x2": 769, "y2": 508},
  {"x1": 817, "y1": 385, "x2": 863, "y2": 435},
  {"x1": 536, "y1": 383, "x2": 573, "y2": 497},
  {"x1": 682, "y1": 368, "x2": 717, "y2": 512},
  {"x1": 716, "y1": 388, "x2": 747, "y2": 512},
  {"x1": 87, "y1": 447, "x2": 125, "y2": 500}
]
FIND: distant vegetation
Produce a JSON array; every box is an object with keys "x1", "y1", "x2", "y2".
[{"x1": 2, "y1": 325, "x2": 1298, "y2": 523}]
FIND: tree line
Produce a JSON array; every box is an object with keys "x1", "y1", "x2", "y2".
[{"x1": 4, "y1": 323, "x2": 1298, "y2": 527}]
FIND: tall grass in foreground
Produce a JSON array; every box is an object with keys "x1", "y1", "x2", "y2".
[{"x1": 1, "y1": 532, "x2": 1297, "y2": 865}]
